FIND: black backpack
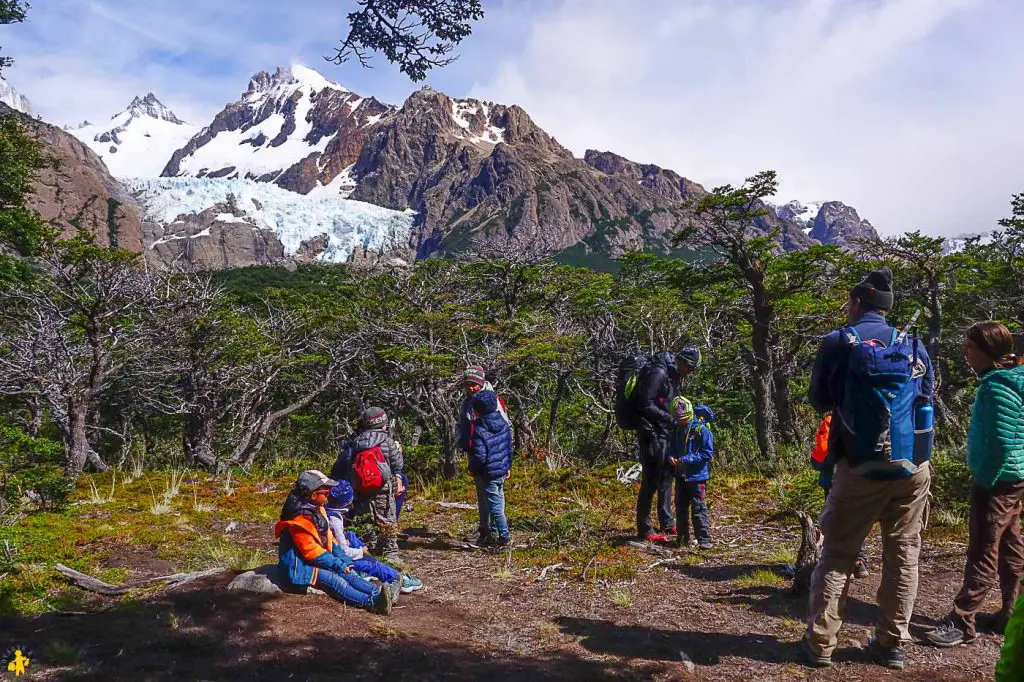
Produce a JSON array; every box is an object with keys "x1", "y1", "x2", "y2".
[{"x1": 614, "y1": 354, "x2": 649, "y2": 430}]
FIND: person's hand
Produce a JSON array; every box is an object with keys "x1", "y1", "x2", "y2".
[
  {"x1": 669, "y1": 457, "x2": 679, "y2": 468},
  {"x1": 395, "y1": 479, "x2": 406, "y2": 496},
  {"x1": 504, "y1": 470, "x2": 511, "y2": 480}
]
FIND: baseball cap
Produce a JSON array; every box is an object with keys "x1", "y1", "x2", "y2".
[{"x1": 295, "y1": 469, "x2": 338, "y2": 495}]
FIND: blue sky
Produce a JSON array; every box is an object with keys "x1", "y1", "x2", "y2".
[{"x1": 5, "y1": 0, "x2": 1024, "y2": 236}]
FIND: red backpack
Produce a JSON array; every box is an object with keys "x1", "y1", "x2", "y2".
[{"x1": 351, "y1": 445, "x2": 387, "y2": 495}]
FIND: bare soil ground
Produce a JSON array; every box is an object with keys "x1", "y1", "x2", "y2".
[{"x1": 0, "y1": 498, "x2": 1002, "y2": 681}]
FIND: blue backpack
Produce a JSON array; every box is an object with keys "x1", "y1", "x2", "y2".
[{"x1": 836, "y1": 327, "x2": 925, "y2": 480}]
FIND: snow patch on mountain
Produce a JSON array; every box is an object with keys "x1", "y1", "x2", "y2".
[
  {"x1": 775, "y1": 200, "x2": 826, "y2": 233},
  {"x1": 125, "y1": 176, "x2": 415, "y2": 263},
  {"x1": 71, "y1": 94, "x2": 200, "y2": 177},
  {"x1": 451, "y1": 99, "x2": 505, "y2": 146},
  {"x1": 0, "y1": 78, "x2": 32, "y2": 114}
]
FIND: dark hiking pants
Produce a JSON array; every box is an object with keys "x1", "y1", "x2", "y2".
[
  {"x1": 953, "y1": 480, "x2": 1024, "y2": 637},
  {"x1": 675, "y1": 479, "x2": 711, "y2": 544},
  {"x1": 636, "y1": 430, "x2": 673, "y2": 537}
]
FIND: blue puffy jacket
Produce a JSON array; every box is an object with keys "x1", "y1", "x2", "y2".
[
  {"x1": 668, "y1": 406, "x2": 715, "y2": 482},
  {"x1": 468, "y1": 390, "x2": 514, "y2": 480}
]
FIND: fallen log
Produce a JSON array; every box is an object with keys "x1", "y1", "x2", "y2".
[
  {"x1": 55, "y1": 564, "x2": 227, "y2": 596},
  {"x1": 423, "y1": 500, "x2": 477, "y2": 510},
  {"x1": 625, "y1": 541, "x2": 674, "y2": 557},
  {"x1": 536, "y1": 563, "x2": 565, "y2": 581}
]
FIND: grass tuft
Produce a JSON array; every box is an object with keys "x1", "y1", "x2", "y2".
[
  {"x1": 608, "y1": 588, "x2": 633, "y2": 608},
  {"x1": 733, "y1": 568, "x2": 785, "y2": 589}
]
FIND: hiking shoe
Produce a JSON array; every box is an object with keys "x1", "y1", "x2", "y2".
[
  {"x1": 697, "y1": 540, "x2": 714, "y2": 551},
  {"x1": 494, "y1": 535, "x2": 512, "y2": 547},
  {"x1": 923, "y1": 618, "x2": 975, "y2": 647},
  {"x1": 370, "y1": 586, "x2": 394, "y2": 615},
  {"x1": 799, "y1": 637, "x2": 832, "y2": 668},
  {"x1": 867, "y1": 637, "x2": 905, "y2": 670},
  {"x1": 675, "y1": 536, "x2": 691, "y2": 549},
  {"x1": 400, "y1": 575, "x2": 424, "y2": 594},
  {"x1": 854, "y1": 559, "x2": 870, "y2": 579},
  {"x1": 665, "y1": 526, "x2": 678, "y2": 536},
  {"x1": 644, "y1": 533, "x2": 668, "y2": 543},
  {"x1": 466, "y1": 529, "x2": 489, "y2": 544}
]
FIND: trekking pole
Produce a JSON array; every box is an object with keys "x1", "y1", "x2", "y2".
[{"x1": 894, "y1": 309, "x2": 922, "y2": 345}]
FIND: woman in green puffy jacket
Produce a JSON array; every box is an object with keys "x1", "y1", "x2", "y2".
[{"x1": 925, "y1": 322, "x2": 1024, "y2": 649}]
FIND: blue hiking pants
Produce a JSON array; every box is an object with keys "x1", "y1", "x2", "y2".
[
  {"x1": 313, "y1": 568, "x2": 379, "y2": 608},
  {"x1": 474, "y1": 474, "x2": 510, "y2": 540}
]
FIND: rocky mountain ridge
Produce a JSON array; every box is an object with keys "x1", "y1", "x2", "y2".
[{"x1": 36, "y1": 64, "x2": 881, "y2": 269}]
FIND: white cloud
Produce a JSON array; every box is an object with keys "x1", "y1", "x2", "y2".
[{"x1": 471, "y1": 0, "x2": 1024, "y2": 236}]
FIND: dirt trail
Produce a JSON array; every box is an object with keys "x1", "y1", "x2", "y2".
[{"x1": 0, "y1": 506, "x2": 1002, "y2": 681}]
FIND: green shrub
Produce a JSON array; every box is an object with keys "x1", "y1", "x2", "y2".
[
  {"x1": 0, "y1": 424, "x2": 70, "y2": 514},
  {"x1": 930, "y1": 448, "x2": 972, "y2": 518}
]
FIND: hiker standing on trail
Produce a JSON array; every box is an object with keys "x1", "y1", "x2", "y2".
[
  {"x1": 803, "y1": 268, "x2": 934, "y2": 671},
  {"x1": 924, "y1": 322, "x2": 1024, "y2": 648},
  {"x1": 467, "y1": 389, "x2": 515, "y2": 547},
  {"x1": 456, "y1": 366, "x2": 511, "y2": 543},
  {"x1": 275, "y1": 470, "x2": 394, "y2": 614},
  {"x1": 352, "y1": 407, "x2": 405, "y2": 564},
  {"x1": 667, "y1": 397, "x2": 715, "y2": 550},
  {"x1": 634, "y1": 348, "x2": 701, "y2": 542}
]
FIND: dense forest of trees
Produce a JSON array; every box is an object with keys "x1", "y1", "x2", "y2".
[{"x1": 1, "y1": 158, "x2": 1022, "y2": 516}]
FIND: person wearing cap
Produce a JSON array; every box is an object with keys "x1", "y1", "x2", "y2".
[
  {"x1": 634, "y1": 348, "x2": 700, "y2": 542},
  {"x1": 325, "y1": 482, "x2": 424, "y2": 595},
  {"x1": 803, "y1": 268, "x2": 934, "y2": 671},
  {"x1": 667, "y1": 397, "x2": 715, "y2": 550},
  {"x1": 456, "y1": 366, "x2": 510, "y2": 453},
  {"x1": 352, "y1": 407, "x2": 404, "y2": 563},
  {"x1": 274, "y1": 470, "x2": 394, "y2": 614}
]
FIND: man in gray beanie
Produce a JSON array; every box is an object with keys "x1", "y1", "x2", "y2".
[{"x1": 803, "y1": 267, "x2": 934, "y2": 671}]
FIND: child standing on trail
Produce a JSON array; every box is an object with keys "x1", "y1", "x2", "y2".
[
  {"x1": 808, "y1": 413, "x2": 871, "y2": 579},
  {"x1": 468, "y1": 389, "x2": 514, "y2": 547},
  {"x1": 325, "y1": 481, "x2": 423, "y2": 595},
  {"x1": 351, "y1": 407, "x2": 405, "y2": 564},
  {"x1": 667, "y1": 397, "x2": 715, "y2": 550}
]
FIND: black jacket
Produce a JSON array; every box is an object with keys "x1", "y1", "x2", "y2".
[{"x1": 638, "y1": 352, "x2": 678, "y2": 437}]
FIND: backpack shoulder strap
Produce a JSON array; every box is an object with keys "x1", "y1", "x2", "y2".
[{"x1": 889, "y1": 328, "x2": 899, "y2": 346}]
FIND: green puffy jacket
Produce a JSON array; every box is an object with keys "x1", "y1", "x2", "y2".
[
  {"x1": 967, "y1": 365, "x2": 1024, "y2": 489},
  {"x1": 998, "y1": 593, "x2": 1024, "y2": 681}
]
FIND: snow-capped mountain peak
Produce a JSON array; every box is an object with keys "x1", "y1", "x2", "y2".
[
  {"x1": 124, "y1": 92, "x2": 186, "y2": 125},
  {"x1": 775, "y1": 199, "x2": 825, "y2": 230},
  {"x1": 163, "y1": 64, "x2": 393, "y2": 196},
  {"x1": 70, "y1": 93, "x2": 200, "y2": 178},
  {"x1": 0, "y1": 78, "x2": 32, "y2": 115}
]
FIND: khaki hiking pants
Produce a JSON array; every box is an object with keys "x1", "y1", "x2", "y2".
[{"x1": 806, "y1": 459, "x2": 931, "y2": 655}]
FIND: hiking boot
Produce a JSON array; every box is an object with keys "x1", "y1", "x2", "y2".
[
  {"x1": 867, "y1": 637, "x2": 905, "y2": 670},
  {"x1": 697, "y1": 539, "x2": 714, "y2": 551},
  {"x1": 466, "y1": 528, "x2": 489, "y2": 545},
  {"x1": 387, "y1": 577, "x2": 402, "y2": 604},
  {"x1": 923, "y1": 617, "x2": 975, "y2": 647},
  {"x1": 370, "y1": 586, "x2": 394, "y2": 615},
  {"x1": 799, "y1": 637, "x2": 832, "y2": 668},
  {"x1": 644, "y1": 533, "x2": 668, "y2": 543},
  {"x1": 400, "y1": 575, "x2": 424, "y2": 594},
  {"x1": 854, "y1": 559, "x2": 870, "y2": 579},
  {"x1": 665, "y1": 526, "x2": 678, "y2": 536},
  {"x1": 675, "y1": 535, "x2": 691, "y2": 549},
  {"x1": 494, "y1": 535, "x2": 512, "y2": 548}
]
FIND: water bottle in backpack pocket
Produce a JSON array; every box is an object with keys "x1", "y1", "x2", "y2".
[
  {"x1": 836, "y1": 327, "x2": 923, "y2": 479},
  {"x1": 913, "y1": 402, "x2": 934, "y2": 464}
]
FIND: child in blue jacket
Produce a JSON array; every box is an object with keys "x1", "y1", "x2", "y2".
[
  {"x1": 468, "y1": 390, "x2": 514, "y2": 547},
  {"x1": 667, "y1": 398, "x2": 715, "y2": 550}
]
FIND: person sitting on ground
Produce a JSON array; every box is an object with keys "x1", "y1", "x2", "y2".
[
  {"x1": 352, "y1": 407, "x2": 405, "y2": 564},
  {"x1": 925, "y1": 322, "x2": 1024, "y2": 648},
  {"x1": 809, "y1": 413, "x2": 871, "y2": 579},
  {"x1": 274, "y1": 469, "x2": 395, "y2": 614},
  {"x1": 667, "y1": 397, "x2": 715, "y2": 550},
  {"x1": 468, "y1": 389, "x2": 514, "y2": 547},
  {"x1": 325, "y1": 481, "x2": 424, "y2": 595}
]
